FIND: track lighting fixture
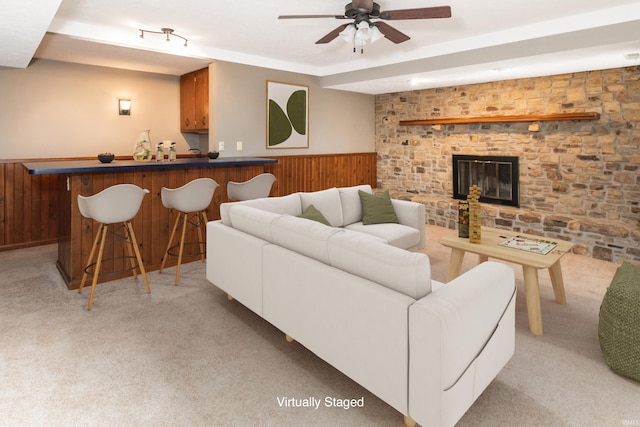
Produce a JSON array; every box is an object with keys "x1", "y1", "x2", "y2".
[{"x1": 139, "y1": 28, "x2": 188, "y2": 47}]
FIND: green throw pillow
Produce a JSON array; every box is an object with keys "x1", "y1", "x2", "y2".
[
  {"x1": 297, "y1": 204, "x2": 331, "y2": 226},
  {"x1": 358, "y1": 189, "x2": 399, "y2": 225}
]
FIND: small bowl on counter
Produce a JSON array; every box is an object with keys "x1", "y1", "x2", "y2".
[
  {"x1": 207, "y1": 151, "x2": 220, "y2": 159},
  {"x1": 98, "y1": 153, "x2": 115, "y2": 163}
]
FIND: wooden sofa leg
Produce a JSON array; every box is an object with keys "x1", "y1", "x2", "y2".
[
  {"x1": 227, "y1": 294, "x2": 234, "y2": 301},
  {"x1": 403, "y1": 415, "x2": 416, "y2": 427},
  {"x1": 285, "y1": 334, "x2": 294, "y2": 343}
]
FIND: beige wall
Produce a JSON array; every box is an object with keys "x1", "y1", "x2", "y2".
[
  {"x1": 0, "y1": 59, "x2": 192, "y2": 159},
  {"x1": 0, "y1": 59, "x2": 375, "y2": 160},
  {"x1": 209, "y1": 61, "x2": 375, "y2": 156}
]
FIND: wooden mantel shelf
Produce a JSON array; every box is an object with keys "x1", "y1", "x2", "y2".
[{"x1": 399, "y1": 112, "x2": 600, "y2": 126}]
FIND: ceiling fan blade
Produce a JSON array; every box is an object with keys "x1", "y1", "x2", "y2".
[
  {"x1": 374, "y1": 22, "x2": 410, "y2": 44},
  {"x1": 278, "y1": 15, "x2": 347, "y2": 19},
  {"x1": 380, "y1": 6, "x2": 452, "y2": 20},
  {"x1": 351, "y1": 0, "x2": 374, "y2": 13},
  {"x1": 315, "y1": 24, "x2": 350, "y2": 44}
]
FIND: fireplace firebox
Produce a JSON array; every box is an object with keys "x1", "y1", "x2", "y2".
[{"x1": 452, "y1": 155, "x2": 520, "y2": 207}]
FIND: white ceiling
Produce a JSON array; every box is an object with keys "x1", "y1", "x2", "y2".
[{"x1": 3, "y1": 0, "x2": 640, "y2": 94}]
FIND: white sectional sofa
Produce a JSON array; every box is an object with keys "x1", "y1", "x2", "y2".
[{"x1": 206, "y1": 185, "x2": 516, "y2": 427}]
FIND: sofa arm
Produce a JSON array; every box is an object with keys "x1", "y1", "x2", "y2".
[
  {"x1": 408, "y1": 261, "x2": 516, "y2": 427},
  {"x1": 391, "y1": 199, "x2": 426, "y2": 249}
]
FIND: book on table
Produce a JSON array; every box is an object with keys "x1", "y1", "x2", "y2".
[{"x1": 499, "y1": 235, "x2": 557, "y2": 255}]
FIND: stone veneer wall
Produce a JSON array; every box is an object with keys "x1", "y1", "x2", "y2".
[{"x1": 375, "y1": 66, "x2": 640, "y2": 263}]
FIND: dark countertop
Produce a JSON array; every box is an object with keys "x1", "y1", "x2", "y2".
[{"x1": 23, "y1": 156, "x2": 277, "y2": 175}]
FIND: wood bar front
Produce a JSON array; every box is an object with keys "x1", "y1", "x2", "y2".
[{"x1": 24, "y1": 157, "x2": 276, "y2": 289}]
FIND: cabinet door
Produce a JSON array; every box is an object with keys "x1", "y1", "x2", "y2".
[
  {"x1": 180, "y1": 73, "x2": 196, "y2": 132},
  {"x1": 194, "y1": 68, "x2": 209, "y2": 130}
]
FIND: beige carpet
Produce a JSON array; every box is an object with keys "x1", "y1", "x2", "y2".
[{"x1": 0, "y1": 225, "x2": 638, "y2": 426}]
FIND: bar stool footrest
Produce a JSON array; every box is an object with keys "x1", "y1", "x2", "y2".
[
  {"x1": 83, "y1": 256, "x2": 144, "y2": 278},
  {"x1": 166, "y1": 242, "x2": 206, "y2": 258}
]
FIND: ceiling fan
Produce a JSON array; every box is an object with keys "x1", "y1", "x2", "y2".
[{"x1": 278, "y1": 0, "x2": 452, "y2": 46}]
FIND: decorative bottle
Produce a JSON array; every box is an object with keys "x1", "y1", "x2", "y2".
[
  {"x1": 458, "y1": 200, "x2": 469, "y2": 238},
  {"x1": 468, "y1": 185, "x2": 482, "y2": 243},
  {"x1": 168, "y1": 142, "x2": 177, "y2": 161},
  {"x1": 156, "y1": 142, "x2": 164, "y2": 162}
]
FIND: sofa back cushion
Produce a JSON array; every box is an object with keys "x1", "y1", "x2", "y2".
[
  {"x1": 339, "y1": 185, "x2": 372, "y2": 226},
  {"x1": 226, "y1": 205, "x2": 281, "y2": 242},
  {"x1": 299, "y1": 188, "x2": 343, "y2": 227},
  {"x1": 270, "y1": 214, "x2": 342, "y2": 265},
  {"x1": 328, "y1": 230, "x2": 431, "y2": 300},
  {"x1": 220, "y1": 193, "x2": 302, "y2": 226}
]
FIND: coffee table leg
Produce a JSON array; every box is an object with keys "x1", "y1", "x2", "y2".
[
  {"x1": 548, "y1": 261, "x2": 567, "y2": 305},
  {"x1": 447, "y1": 248, "x2": 465, "y2": 282},
  {"x1": 522, "y1": 266, "x2": 543, "y2": 335}
]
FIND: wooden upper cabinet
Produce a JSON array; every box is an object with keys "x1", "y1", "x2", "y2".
[{"x1": 180, "y1": 67, "x2": 209, "y2": 133}]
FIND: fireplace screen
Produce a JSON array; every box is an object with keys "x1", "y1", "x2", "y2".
[{"x1": 452, "y1": 155, "x2": 519, "y2": 207}]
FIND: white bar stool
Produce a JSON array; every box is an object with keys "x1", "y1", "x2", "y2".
[
  {"x1": 160, "y1": 178, "x2": 219, "y2": 285},
  {"x1": 77, "y1": 184, "x2": 151, "y2": 310},
  {"x1": 227, "y1": 173, "x2": 276, "y2": 201}
]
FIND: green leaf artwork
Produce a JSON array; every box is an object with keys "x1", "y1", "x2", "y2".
[
  {"x1": 267, "y1": 82, "x2": 308, "y2": 148},
  {"x1": 287, "y1": 90, "x2": 307, "y2": 135},
  {"x1": 268, "y1": 99, "x2": 292, "y2": 146}
]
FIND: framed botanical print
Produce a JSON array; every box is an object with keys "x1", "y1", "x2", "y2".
[{"x1": 266, "y1": 81, "x2": 309, "y2": 149}]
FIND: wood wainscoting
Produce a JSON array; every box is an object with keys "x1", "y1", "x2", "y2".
[
  {"x1": 0, "y1": 152, "x2": 376, "y2": 252},
  {"x1": 0, "y1": 159, "x2": 59, "y2": 252}
]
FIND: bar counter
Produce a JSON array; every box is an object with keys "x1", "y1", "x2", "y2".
[
  {"x1": 23, "y1": 156, "x2": 276, "y2": 175},
  {"x1": 23, "y1": 156, "x2": 277, "y2": 290}
]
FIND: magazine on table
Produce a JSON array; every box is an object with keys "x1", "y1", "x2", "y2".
[{"x1": 499, "y1": 235, "x2": 557, "y2": 255}]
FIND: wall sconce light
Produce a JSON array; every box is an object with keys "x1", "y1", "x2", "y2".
[{"x1": 119, "y1": 99, "x2": 132, "y2": 116}]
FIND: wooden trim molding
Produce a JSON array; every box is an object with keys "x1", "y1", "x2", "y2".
[{"x1": 399, "y1": 112, "x2": 601, "y2": 126}]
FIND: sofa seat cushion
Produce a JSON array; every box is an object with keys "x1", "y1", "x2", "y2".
[
  {"x1": 345, "y1": 221, "x2": 421, "y2": 251},
  {"x1": 271, "y1": 214, "x2": 342, "y2": 265},
  {"x1": 328, "y1": 230, "x2": 431, "y2": 299}
]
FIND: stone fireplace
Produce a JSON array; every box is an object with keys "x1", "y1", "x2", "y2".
[
  {"x1": 374, "y1": 67, "x2": 640, "y2": 263},
  {"x1": 452, "y1": 155, "x2": 519, "y2": 207}
]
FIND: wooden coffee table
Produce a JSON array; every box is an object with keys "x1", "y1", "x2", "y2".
[{"x1": 439, "y1": 227, "x2": 574, "y2": 336}]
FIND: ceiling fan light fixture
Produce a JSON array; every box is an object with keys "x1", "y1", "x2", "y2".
[
  {"x1": 369, "y1": 25, "x2": 384, "y2": 43},
  {"x1": 339, "y1": 24, "x2": 356, "y2": 42},
  {"x1": 355, "y1": 21, "x2": 371, "y2": 42}
]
